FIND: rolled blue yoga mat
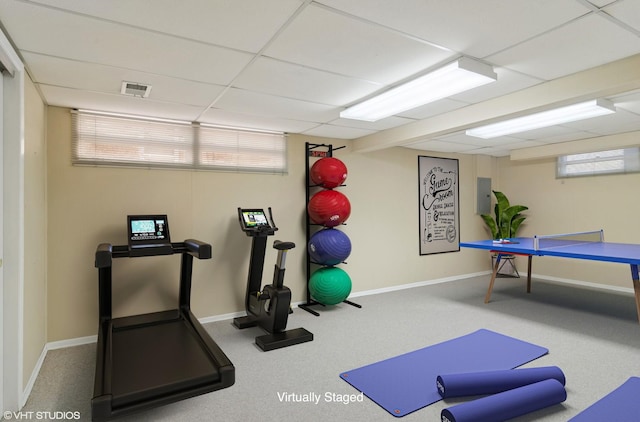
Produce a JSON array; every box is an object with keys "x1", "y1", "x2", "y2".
[
  {"x1": 437, "y1": 366, "x2": 566, "y2": 398},
  {"x1": 441, "y1": 379, "x2": 567, "y2": 422}
]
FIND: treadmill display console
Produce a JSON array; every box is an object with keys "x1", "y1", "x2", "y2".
[{"x1": 128, "y1": 215, "x2": 171, "y2": 253}]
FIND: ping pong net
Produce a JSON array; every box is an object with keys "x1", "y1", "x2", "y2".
[{"x1": 533, "y1": 230, "x2": 604, "y2": 251}]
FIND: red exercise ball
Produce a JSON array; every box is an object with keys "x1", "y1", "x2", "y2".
[
  {"x1": 308, "y1": 190, "x2": 351, "y2": 227},
  {"x1": 310, "y1": 157, "x2": 348, "y2": 188}
]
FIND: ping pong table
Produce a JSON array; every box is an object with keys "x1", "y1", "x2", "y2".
[{"x1": 460, "y1": 230, "x2": 640, "y2": 323}]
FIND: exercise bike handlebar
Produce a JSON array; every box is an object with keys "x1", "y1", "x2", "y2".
[{"x1": 267, "y1": 207, "x2": 277, "y2": 229}]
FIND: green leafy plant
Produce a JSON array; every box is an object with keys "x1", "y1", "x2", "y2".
[{"x1": 481, "y1": 191, "x2": 528, "y2": 239}]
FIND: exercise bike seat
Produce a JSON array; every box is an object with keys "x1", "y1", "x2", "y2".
[{"x1": 273, "y1": 240, "x2": 295, "y2": 250}]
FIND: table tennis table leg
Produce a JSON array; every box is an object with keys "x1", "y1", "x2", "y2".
[
  {"x1": 485, "y1": 254, "x2": 502, "y2": 303},
  {"x1": 631, "y1": 264, "x2": 640, "y2": 324},
  {"x1": 486, "y1": 253, "x2": 533, "y2": 303},
  {"x1": 526, "y1": 255, "x2": 533, "y2": 293}
]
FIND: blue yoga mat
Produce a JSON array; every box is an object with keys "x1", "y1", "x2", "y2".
[
  {"x1": 437, "y1": 366, "x2": 565, "y2": 398},
  {"x1": 569, "y1": 377, "x2": 640, "y2": 421},
  {"x1": 339, "y1": 329, "x2": 548, "y2": 417},
  {"x1": 441, "y1": 379, "x2": 567, "y2": 422}
]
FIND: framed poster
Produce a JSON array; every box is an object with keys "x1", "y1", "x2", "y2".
[{"x1": 418, "y1": 156, "x2": 460, "y2": 255}]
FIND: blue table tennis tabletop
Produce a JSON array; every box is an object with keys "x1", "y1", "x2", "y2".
[
  {"x1": 461, "y1": 238, "x2": 640, "y2": 266},
  {"x1": 460, "y1": 237, "x2": 640, "y2": 323}
]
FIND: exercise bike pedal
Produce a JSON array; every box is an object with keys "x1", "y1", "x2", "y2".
[{"x1": 256, "y1": 290, "x2": 270, "y2": 301}]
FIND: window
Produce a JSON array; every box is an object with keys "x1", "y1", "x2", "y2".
[
  {"x1": 71, "y1": 110, "x2": 287, "y2": 174},
  {"x1": 557, "y1": 147, "x2": 640, "y2": 178}
]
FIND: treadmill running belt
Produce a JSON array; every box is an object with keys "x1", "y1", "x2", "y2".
[{"x1": 111, "y1": 318, "x2": 220, "y2": 408}]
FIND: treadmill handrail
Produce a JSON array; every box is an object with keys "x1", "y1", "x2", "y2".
[
  {"x1": 183, "y1": 239, "x2": 212, "y2": 259},
  {"x1": 94, "y1": 239, "x2": 212, "y2": 268},
  {"x1": 95, "y1": 243, "x2": 113, "y2": 268}
]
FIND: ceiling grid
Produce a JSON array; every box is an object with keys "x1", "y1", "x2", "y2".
[{"x1": 0, "y1": 0, "x2": 639, "y2": 156}]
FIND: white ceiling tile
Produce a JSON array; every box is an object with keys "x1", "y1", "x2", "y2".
[
  {"x1": 199, "y1": 108, "x2": 319, "y2": 134},
  {"x1": 233, "y1": 57, "x2": 382, "y2": 106},
  {"x1": 40, "y1": 85, "x2": 206, "y2": 121},
  {"x1": 24, "y1": 52, "x2": 225, "y2": 107},
  {"x1": 515, "y1": 129, "x2": 601, "y2": 145},
  {"x1": 585, "y1": 0, "x2": 618, "y2": 7},
  {"x1": 429, "y1": 132, "x2": 474, "y2": 144},
  {"x1": 264, "y1": 3, "x2": 455, "y2": 85},
  {"x1": 505, "y1": 124, "x2": 593, "y2": 140},
  {"x1": 316, "y1": 0, "x2": 591, "y2": 57},
  {"x1": 496, "y1": 140, "x2": 546, "y2": 149},
  {"x1": 611, "y1": 90, "x2": 640, "y2": 114},
  {"x1": 0, "y1": 1, "x2": 253, "y2": 84},
  {"x1": 488, "y1": 14, "x2": 640, "y2": 80},
  {"x1": 561, "y1": 108, "x2": 640, "y2": 135},
  {"x1": 431, "y1": 131, "x2": 526, "y2": 148},
  {"x1": 330, "y1": 115, "x2": 415, "y2": 131},
  {"x1": 405, "y1": 139, "x2": 478, "y2": 153},
  {"x1": 27, "y1": 0, "x2": 304, "y2": 53},
  {"x1": 2, "y1": 0, "x2": 640, "y2": 158},
  {"x1": 466, "y1": 143, "x2": 540, "y2": 156},
  {"x1": 603, "y1": 1, "x2": 640, "y2": 31},
  {"x1": 302, "y1": 124, "x2": 375, "y2": 139},
  {"x1": 397, "y1": 98, "x2": 469, "y2": 120},
  {"x1": 214, "y1": 88, "x2": 339, "y2": 122},
  {"x1": 468, "y1": 147, "x2": 511, "y2": 157}
]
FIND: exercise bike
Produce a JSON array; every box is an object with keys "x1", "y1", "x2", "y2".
[{"x1": 234, "y1": 208, "x2": 313, "y2": 351}]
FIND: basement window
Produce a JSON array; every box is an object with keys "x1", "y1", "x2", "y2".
[
  {"x1": 71, "y1": 110, "x2": 287, "y2": 174},
  {"x1": 557, "y1": 147, "x2": 640, "y2": 178}
]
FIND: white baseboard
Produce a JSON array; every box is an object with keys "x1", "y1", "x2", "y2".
[
  {"x1": 533, "y1": 273, "x2": 634, "y2": 295},
  {"x1": 345, "y1": 271, "x2": 492, "y2": 299},
  {"x1": 21, "y1": 347, "x2": 46, "y2": 408},
  {"x1": 198, "y1": 311, "x2": 245, "y2": 325},
  {"x1": 21, "y1": 335, "x2": 98, "y2": 407},
  {"x1": 47, "y1": 335, "x2": 97, "y2": 350}
]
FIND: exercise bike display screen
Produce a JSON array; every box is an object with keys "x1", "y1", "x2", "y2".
[
  {"x1": 128, "y1": 215, "x2": 171, "y2": 247},
  {"x1": 241, "y1": 210, "x2": 270, "y2": 229}
]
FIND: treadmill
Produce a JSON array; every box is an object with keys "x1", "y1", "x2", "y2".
[{"x1": 91, "y1": 215, "x2": 235, "y2": 421}]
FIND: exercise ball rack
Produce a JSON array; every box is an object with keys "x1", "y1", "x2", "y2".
[{"x1": 300, "y1": 142, "x2": 361, "y2": 316}]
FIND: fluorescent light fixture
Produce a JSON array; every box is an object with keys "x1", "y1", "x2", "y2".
[
  {"x1": 340, "y1": 57, "x2": 497, "y2": 122},
  {"x1": 466, "y1": 99, "x2": 616, "y2": 139},
  {"x1": 75, "y1": 109, "x2": 190, "y2": 125}
]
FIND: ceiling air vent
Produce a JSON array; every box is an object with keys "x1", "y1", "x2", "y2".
[{"x1": 121, "y1": 81, "x2": 152, "y2": 98}]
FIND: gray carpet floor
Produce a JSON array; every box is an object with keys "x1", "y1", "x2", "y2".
[{"x1": 16, "y1": 275, "x2": 640, "y2": 421}]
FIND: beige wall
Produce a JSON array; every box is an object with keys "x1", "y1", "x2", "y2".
[
  {"x1": 23, "y1": 76, "x2": 47, "y2": 386},
  {"x1": 335, "y1": 145, "x2": 487, "y2": 290},
  {"x1": 46, "y1": 106, "x2": 487, "y2": 342},
  {"x1": 44, "y1": 104, "x2": 640, "y2": 343},
  {"x1": 497, "y1": 155, "x2": 640, "y2": 289}
]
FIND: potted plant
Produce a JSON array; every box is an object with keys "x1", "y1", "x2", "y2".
[
  {"x1": 481, "y1": 191, "x2": 528, "y2": 277},
  {"x1": 481, "y1": 191, "x2": 528, "y2": 240}
]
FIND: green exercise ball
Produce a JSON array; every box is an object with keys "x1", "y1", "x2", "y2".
[{"x1": 309, "y1": 267, "x2": 352, "y2": 305}]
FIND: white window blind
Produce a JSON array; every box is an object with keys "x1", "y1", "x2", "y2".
[
  {"x1": 71, "y1": 110, "x2": 287, "y2": 174},
  {"x1": 199, "y1": 125, "x2": 287, "y2": 172},
  {"x1": 557, "y1": 147, "x2": 640, "y2": 178}
]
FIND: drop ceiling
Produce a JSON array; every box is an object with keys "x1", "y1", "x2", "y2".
[{"x1": 1, "y1": 0, "x2": 640, "y2": 156}]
